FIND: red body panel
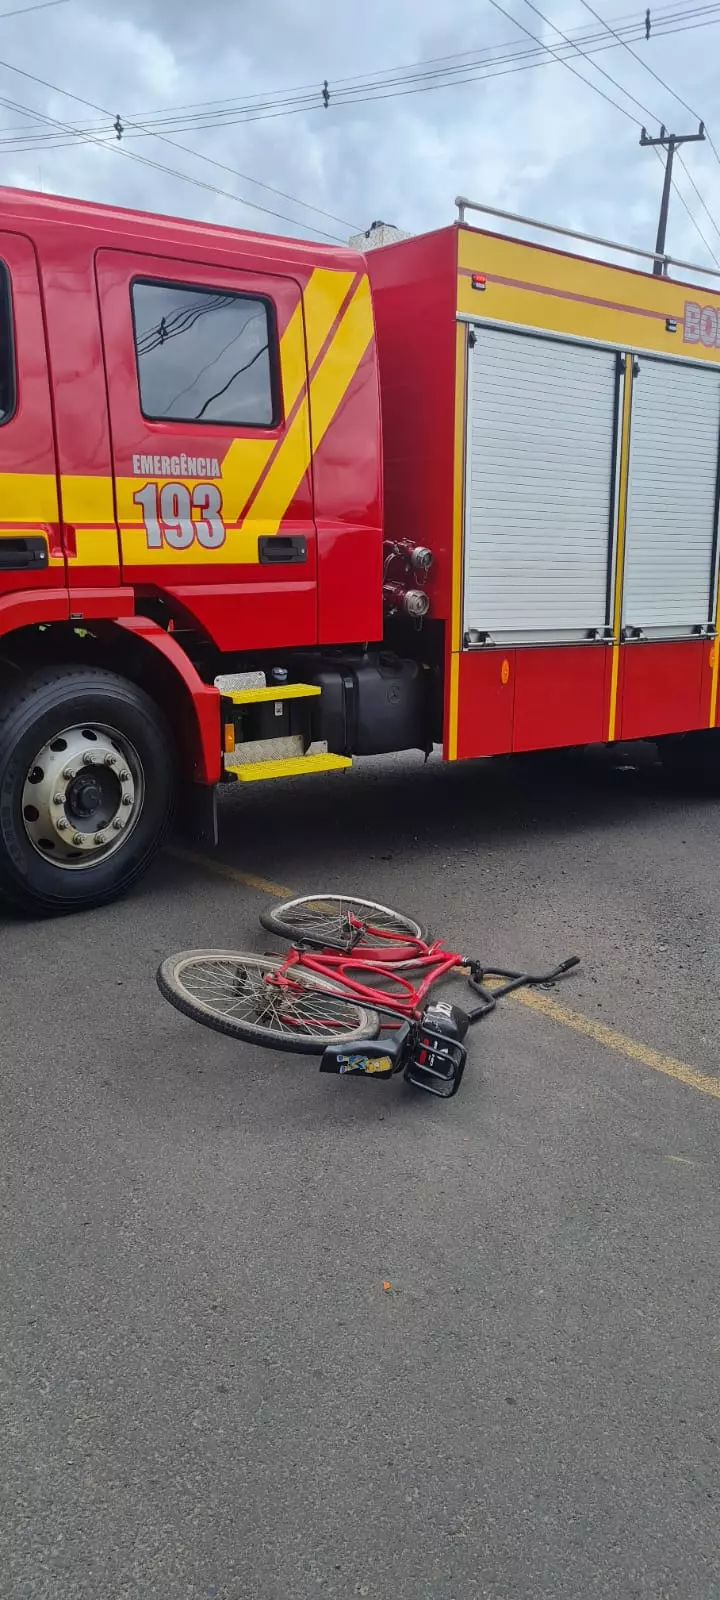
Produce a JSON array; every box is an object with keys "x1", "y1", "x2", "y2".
[
  {"x1": 313, "y1": 337, "x2": 384, "y2": 644},
  {"x1": 456, "y1": 645, "x2": 610, "y2": 759},
  {"x1": 617, "y1": 641, "x2": 709, "y2": 741},
  {"x1": 512, "y1": 647, "x2": 610, "y2": 752},
  {"x1": 456, "y1": 651, "x2": 515, "y2": 759},
  {"x1": 366, "y1": 229, "x2": 457, "y2": 624},
  {"x1": 0, "y1": 229, "x2": 65, "y2": 598}
]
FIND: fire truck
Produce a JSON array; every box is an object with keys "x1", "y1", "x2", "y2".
[{"x1": 0, "y1": 185, "x2": 719, "y2": 914}]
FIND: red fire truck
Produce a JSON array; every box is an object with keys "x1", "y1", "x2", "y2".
[{"x1": 0, "y1": 184, "x2": 719, "y2": 914}]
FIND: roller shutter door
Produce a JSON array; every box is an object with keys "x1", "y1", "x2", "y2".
[
  {"x1": 463, "y1": 327, "x2": 619, "y2": 642},
  {"x1": 622, "y1": 357, "x2": 720, "y2": 633}
]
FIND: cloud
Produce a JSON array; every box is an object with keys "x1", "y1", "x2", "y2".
[{"x1": 0, "y1": 0, "x2": 718, "y2": 272}]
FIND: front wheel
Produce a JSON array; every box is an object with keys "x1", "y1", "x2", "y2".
[
  {"x1": 157, "y1": 951, "x2": 381, "y2": 1054},
  {"x1": 0, "y1": 664, "x2": 175, "y2": 914}
]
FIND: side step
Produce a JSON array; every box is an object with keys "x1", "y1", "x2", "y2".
[
  {"x1": 215, "y1": 671, "x2": 351, "y2": 783},
  {"x1": 224, "y1": 752, "x2": 351, "y2": 783},
  {"x1": 220, "y1": 682, "x2": 321, "y2": 707}
]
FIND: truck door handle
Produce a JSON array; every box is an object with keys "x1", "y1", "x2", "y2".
[
  {"x1": 258, "y1": 535, "x2": 307, "y2": 565},
  {"x1": 0, "y1": 535, "x2": 49, "y2": 570}
]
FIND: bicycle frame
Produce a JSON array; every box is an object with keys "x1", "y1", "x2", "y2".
[{"x1": 272, "y1": 938, "x2": 464, "y2": 1019}]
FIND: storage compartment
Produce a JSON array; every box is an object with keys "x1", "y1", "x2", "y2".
[
  {"x1": 463, "y1": 326, "x2": 621, "y2": 644},
  {"x1": 622, "y1": 357, "x2": 720, "y2": 635}
]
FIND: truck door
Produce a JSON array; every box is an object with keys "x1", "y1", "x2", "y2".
[
  {"x1": 0, "y1": 231, "x2": 65, "y2": 606},
  {"x1": 94, "y1": 250, "x2": 315, "y2": 651}
]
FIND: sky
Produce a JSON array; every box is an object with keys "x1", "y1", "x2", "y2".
[{"x1": 1, "y1": 0, "x2": 720, "y2": 274}]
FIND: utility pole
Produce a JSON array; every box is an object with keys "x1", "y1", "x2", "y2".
[{"x1": 640, "y1": 122, "x2": 706, "y2": 274}]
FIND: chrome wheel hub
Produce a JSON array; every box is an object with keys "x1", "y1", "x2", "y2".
[{"x1": 22, "y1": 724, "x2": 144, "y2": 869}]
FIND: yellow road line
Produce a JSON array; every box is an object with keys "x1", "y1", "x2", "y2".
[
  {"x1": 168, "y1": 847, "x2": 720, "y2": 1101},
  {"x1": 510, "y1": 987, "x2": 720, "y2": 1100},
  {"x1": 167, "y1": 847, "x2": 294, "y2": 901}
]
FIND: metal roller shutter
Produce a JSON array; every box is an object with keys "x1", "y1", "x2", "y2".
[
  {"x1": 622, "y1": 357, "x2": 720, "y2": 633},
  {"x1": 463, "y1": 326, "x2": 619, "y2": 642}
]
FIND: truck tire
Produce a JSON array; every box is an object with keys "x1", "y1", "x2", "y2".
[
  {"x1": 657, "y1": 729, "x2": 720, "y2": 790},
  {"x1": 0, "y1": 664, "x2": 175, "y2": 915}
]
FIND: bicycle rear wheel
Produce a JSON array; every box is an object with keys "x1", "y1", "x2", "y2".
[
  {"x1": 157, "y1": 950, "x2": 381, "y2": 1054},
  {"x1": 259, "y1": 894, "x2": 426, "y2": 953}
]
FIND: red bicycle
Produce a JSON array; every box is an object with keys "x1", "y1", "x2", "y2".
[{"x1": 158, "y1": 895, "x2": 578, "y2": 1098}]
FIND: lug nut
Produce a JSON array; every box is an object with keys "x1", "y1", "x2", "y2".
[
  {"x1": 118, "y1": 769, "x2": 130, "y2": 782},
  {"x1": 104, "y1": 753, "x2": 116, "y2": 767},
  {"x1": 94, "y1": 832, "x2": 106, "y2": 845},
  {"x1": 82, "y1": 752, "x2": 94, "y2": 765},
  {"x1": 72, "y1": 833, "x2": 84, "y2": 845},
  {"x1": 112, "y1": 819, "x2": 123, "y2": 831},
  {"x1": 56, "y1": 817, "x2": 68, "y2": 830},
  {"x1": 121, "y1": 795, "x2": 132, "y2": 807},
  {"x1": 53, "y1": 792, "x2": 64, "y2": 804},
  {"x1": 62, "y1": 766, "x2": 74, "y2": 780}
]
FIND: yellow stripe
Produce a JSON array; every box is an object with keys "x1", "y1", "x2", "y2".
[
  {"x1": 308, "y1": 275, "x2": 374, "y2": 446},
  {"x1": 451, "y1": 321, "x2": 467, "y2": 655},
  {"x1": 447, "y1": 321, "x2": 468, "y2": 761},
  {"x1": 61, "y1": 475, "x2": 115, "y2": 523},
  {"x1": 448, "y1": 652, "x2": 460, "y2": 761},
  {"x1": 240, "y1": 275, "x2": 374, "y2": 541},
  {"x1": 167, "y1": 847, "x2": 294, "y2": 899},
  {"x1": 71, "y1": 527, "x2": 121, "y2": 568},
  {"x1": 302, "y1": 268, "x2": 357, "y2": 368},
  {"x1": 709, "y1": 640, "x2": 720, "y2": 728},
  {"x1": 0, "y1": 472, "x2": 58, "y2": 520},
  {"x1": 607, "y1": 353, "x2": 633, "y2": 741},
  {"x1": 168, "y1": 847, "x2": 720, "y2": 1102},
  {"x1": 511, "y1": 987, "x2": 720, "y2": 1100}
]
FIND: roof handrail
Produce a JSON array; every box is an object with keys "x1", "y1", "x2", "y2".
[{"x1": 455, "y1": 196, "x2": 720, "y2": 283}]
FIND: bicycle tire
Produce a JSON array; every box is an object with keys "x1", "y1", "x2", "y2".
[
  {"x1": 157, "y1": 949, "x2": 381, "y2": 1054},
  {"x1": 259, "y1": 894, "x2": 426, "y2": 952}
]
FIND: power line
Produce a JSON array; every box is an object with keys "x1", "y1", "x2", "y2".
[
  {"x1": 0, "y1": 54, "x2": 359, "y2": 236},
  {"x1": 487, "y1": 0, "x2": 645, "y2": 124},
  {"x1": 675, "y1": 151, "x2": 720, "y2": 243},
  {"x1": 487, "y1": 0, "x2": 720, "y2": 267},
  {"x1": 0, "y1": 1, "x2": 718, "y2": 151},
  {"x1": 576, "y1": 0, "x2": 720, "y2": 255},
  {"x1": 0, "y1": 86, "x2": 349, "y2": 242},
  {"x1": 0, "y1": 0, "x2": 70, "y2": 16},
  {"x1": 577, "y1": 0, "x2": 720, "y2": 242}
]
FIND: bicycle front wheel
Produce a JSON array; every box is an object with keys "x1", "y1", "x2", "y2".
[
  {"x1": 157, "y1": 950, "x2": 381, "y2": 1054},
  {"x1": 259, "y1": 894, "x2": 426, "y2": 953}
]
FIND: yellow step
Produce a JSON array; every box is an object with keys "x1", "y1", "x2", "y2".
[
  {"x1": 225, "y1": 751, "x2": 351, "y2": 783},
  {"x1": 222, "y1": 682, "x2": 321, "y2": 706}
]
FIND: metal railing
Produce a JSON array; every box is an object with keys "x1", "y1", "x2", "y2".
[{"x1": 455, "y1": 196, "x2": 720, "y2": 283}]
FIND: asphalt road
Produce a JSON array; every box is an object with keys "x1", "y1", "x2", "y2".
[{"x1": 2, "y1": 747, "x2": 720, "y2": 1600}]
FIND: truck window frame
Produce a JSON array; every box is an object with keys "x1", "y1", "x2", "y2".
[
  {"x1": 0, "y1": 261, "x2": 17, "y2": 428},
  {"x1": 129, "y1": 276, "x2": 281, "y2": 431}
]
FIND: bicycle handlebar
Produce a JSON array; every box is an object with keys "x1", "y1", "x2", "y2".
[{"x1": 465, "y1": 955, "x2": 580, "y2": 1024}]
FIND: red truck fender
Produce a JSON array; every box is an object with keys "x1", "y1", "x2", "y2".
[{"x1": 110, "y1": 615, "x2": 222, "y2": 784}]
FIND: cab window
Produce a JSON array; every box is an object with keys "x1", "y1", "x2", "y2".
[{"x1": 131, "y1": 280, "x2": 277, "y2": 428}]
